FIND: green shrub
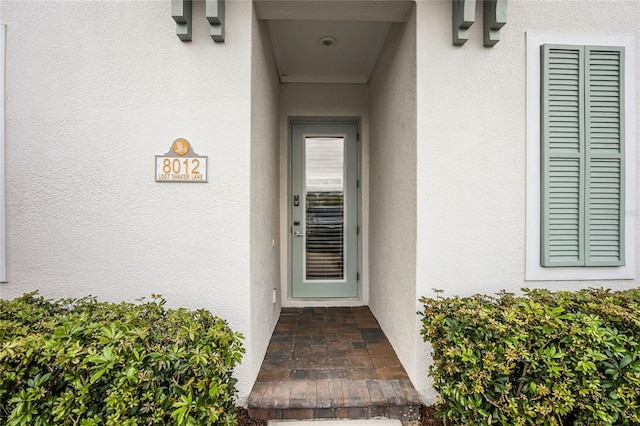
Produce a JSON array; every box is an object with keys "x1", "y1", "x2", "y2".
[
  {"x1": 0, "y1": 292, "x2": 244, "y2": 425},
  {"x1": 419, "y1": 288, "x2": 640, "y2": 425}
]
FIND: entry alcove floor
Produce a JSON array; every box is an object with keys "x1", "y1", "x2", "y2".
[{"x1": 248, "y1": 307, "x2": 421, "y2": 422}]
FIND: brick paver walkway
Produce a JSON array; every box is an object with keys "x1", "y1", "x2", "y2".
[{"x1": 248, "y1": 307, "x2": 421, "y2": 421}]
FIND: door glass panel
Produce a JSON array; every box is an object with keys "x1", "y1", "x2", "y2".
[{"x1": 305, "y1": 137, "x2": 345, "y2": 280}]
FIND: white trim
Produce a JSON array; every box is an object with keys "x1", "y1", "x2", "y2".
[
  {"x1": 526, "y1": 32, "x2": 636, "y2": 281},
  {"x1": 0, "y1": 25, "x2": 6, "y2": 283}
]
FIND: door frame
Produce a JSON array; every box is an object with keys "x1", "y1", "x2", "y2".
[{"x1": 287, "y1": 118, "x2": 362, "y2": 304}]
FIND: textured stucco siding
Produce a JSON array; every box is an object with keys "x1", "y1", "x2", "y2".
[
  {"x1": 0, "y1": 0, "x2": 256, "y2": 397},
  {"x1": 249, "y1": 6, "x2": 281, "y2": 404},
  {"x1": 0, "y1": 0, "x2": 638, "y2": 407},
  {"x1": 415, "y1": 0, "x2": 640, "y2": 403},
  {"x1": 368, "y1": 9, "x2": 420, "y2": 400}
]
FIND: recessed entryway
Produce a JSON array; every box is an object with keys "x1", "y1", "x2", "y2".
[{"x1": 250, "y1": 0, "x2": 421, "y2": 413}]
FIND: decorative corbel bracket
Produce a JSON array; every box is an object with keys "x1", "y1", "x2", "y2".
[
  {"x1": 483, "y1": 0, "x2": 507, "y2": 47},
  {"x1": 172, "y1": 0, "x2": 192, "y2": 42},
  {"x1": 206, "y1": 0, "x2": 225, "y2": 43},
  {"x1": 452, "y1": 0, "x2": 476, "y2": 46}
]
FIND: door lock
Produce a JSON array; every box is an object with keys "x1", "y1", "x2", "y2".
[{"x1": 293, "y1": 195, "x2": 300, "y2": 206}]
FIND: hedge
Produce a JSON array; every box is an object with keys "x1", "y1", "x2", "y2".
[
  {"x1": 420, "y1": 288, "x2": 640, "y2": 425},
  {"x1": 0, "y1": 292, "x2": 244, "y2": 425}
]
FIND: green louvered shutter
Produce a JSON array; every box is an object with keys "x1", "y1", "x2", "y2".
[
  {"x1": 584, "y1": 46, "x2": 625, "y2": 266},
  {"x1": 541, "y1": 45, "x2": 585, "y2": 266},
  {"x1": 541, "y1": 44, "x2": 625, "y2": 267}
]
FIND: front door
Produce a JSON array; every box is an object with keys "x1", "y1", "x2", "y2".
[{"x1": 290, "y1": 122, "x2": 359, "y2": 298}]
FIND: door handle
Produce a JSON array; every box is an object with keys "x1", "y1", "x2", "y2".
[{"x1": 294, "y1": 231, "x2": 304, "y2": 238}]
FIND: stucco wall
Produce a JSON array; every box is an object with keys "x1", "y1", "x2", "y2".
[
  {"x1": 0, "y1": 0, "x2": 256, "y2": 397},
  {"x1": 368, "y1": 8, "x2": 420, "y2": 399},
  {"x1": 415, "y1": 0, "x2": 639, "y2": 403},
  {"x1": 249, "y1": 6, "x2": 281, "y2": 403},
  {"x1": 415, "y1": 0, "x2": 640, "y2": 302},
  {"x1": 279, "y1": 83, "x2": 370, "y2": 306},
  {"x1": 2, "y1": 0, "x2": 638, "y2": 407}
]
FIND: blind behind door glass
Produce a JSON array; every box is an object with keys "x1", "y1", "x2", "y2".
[{"x1": 305, "y1": 137, "x2": 345, "y2": 280}]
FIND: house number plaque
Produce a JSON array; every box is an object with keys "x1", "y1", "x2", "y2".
[{"x1": 155, "y1": 138, "x2": 208, "y2": 183}]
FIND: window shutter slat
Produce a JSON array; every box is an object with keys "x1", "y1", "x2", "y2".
[
  {"x1": 541, "y1": 45, "x2": 585, "y2": 266},
  {"x1": 585, "y1": 46, "x2": 625, "y2": 266}
]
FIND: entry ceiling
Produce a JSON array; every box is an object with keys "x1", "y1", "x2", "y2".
[
  {"x1": 267, "y1": 19, "x2": 392, "y2": 84},
  {"x1": 256, "y1": 0, "x2": 414, "y2": 84}
]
